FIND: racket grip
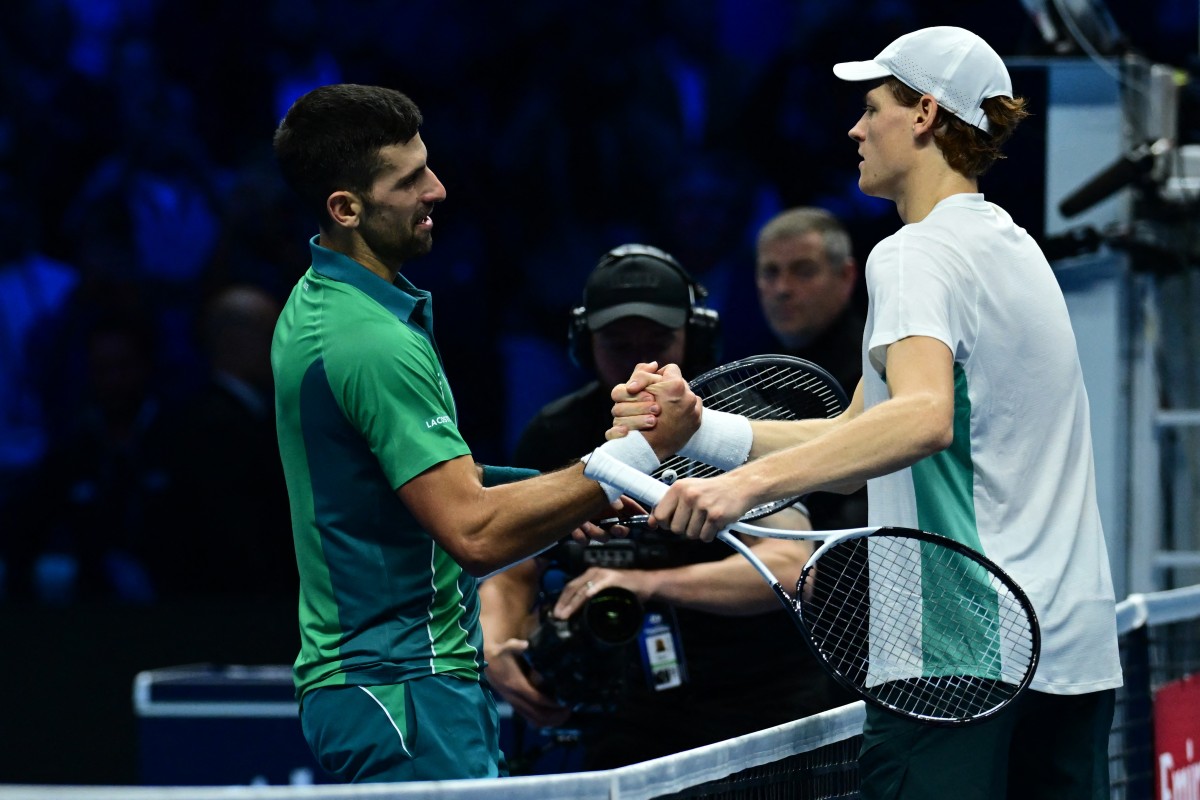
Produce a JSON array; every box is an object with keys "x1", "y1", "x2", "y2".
[{"x1": 583, "y1": 448, "x2": 669, "y2": 506}]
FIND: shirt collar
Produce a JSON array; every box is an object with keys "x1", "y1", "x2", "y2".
[
  {"x1": 308, "y1": 235, "x2": 433, "y2": 328},
  {"x1": 931, "y1": 193, "x2": 986, "y2": 212}
]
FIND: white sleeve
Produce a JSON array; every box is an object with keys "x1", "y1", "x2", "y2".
[{"x1": 866, "y1": 231, "x2": 965, "y2": 377}]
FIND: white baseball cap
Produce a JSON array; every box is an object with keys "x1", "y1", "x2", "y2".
[{"x1": 832, "y1": 26, "x2": 1012, "y2": 133}]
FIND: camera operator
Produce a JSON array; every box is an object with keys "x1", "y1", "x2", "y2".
[{"x1": 479, "y1": 245, "x2": 852, "y2": 769}]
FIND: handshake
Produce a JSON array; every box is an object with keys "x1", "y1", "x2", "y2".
[{"x1": 585, "y1": 360, "x2": 756, "y2": 542}]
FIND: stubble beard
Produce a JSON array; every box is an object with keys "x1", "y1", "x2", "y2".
[{"x1": 360, "y1": 204, "x2": 432, "y2": 267}]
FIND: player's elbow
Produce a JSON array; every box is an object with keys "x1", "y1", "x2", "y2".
[
  {"x1": 909, "y1": 395, "x2": 955, "y2": 457},
  {"x1": 456, "y1": 549, "x2": 502, "y2": 578},
  {"x1": 441, "y1": 537, "x2": 503, "y2": 578},
  {"x1": 917, "y1": 419, "x2": 953, "y2": 456}
]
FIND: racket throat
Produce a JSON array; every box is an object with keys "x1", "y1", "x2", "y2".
[{"x1": 772, "y1": 583, "x2": 802, "y2": 623}]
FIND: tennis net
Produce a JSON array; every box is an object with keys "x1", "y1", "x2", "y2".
[
  {"x1": 1109, "y1": 584, "x2": 1200, "y2": 799},
  {"x1": 2, "y1": 584, "x2": 1197, "y2": 800}
]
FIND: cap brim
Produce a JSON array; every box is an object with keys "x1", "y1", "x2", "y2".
[
  {"x1": 587, "y1": 303, "x2": 687, "y2": 331},
  {"x1": 832, "y1": 60, "x2": 893, "y2": 82}
]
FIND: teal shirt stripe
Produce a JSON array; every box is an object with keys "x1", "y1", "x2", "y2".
[
  {"x1": 911, "y1": 365, "x2": 1002, "y2": 679},
  {"x1": 912, "y1": 365, "x2": 980, "y2": 551},
  {"x1": 301, "y1": 356, "x2": 410, "y2": 683}
]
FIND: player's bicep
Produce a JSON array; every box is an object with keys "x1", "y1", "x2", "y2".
[
  {"x1": 396, "y1": 454, "x2": 485, "y2": 559},
  {"x1": 882, "y1": 335, "x2": 956, "y2": 442},
  {"x1": 883, "y1": 336, "x2": 954, "y2": 398}
]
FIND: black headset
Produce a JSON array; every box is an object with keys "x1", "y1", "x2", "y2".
[{"x1": 567, "y1": 244, "x2": 722, "y2": 375}]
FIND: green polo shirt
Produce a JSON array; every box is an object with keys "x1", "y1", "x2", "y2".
[{"x1": 272, "y1": 237, "x2": 479, "y2": 698}]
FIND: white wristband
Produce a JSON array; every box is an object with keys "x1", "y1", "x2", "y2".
[
  {"x1": 678, "y1": 408, "x2": 753, "y2": 471},
  {"x1": 582, "y1": 432, "x2": 661, "y2": 503}
]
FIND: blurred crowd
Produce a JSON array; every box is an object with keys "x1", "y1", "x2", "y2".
[{"x1": 0, "y1": 0, "x2": 1194, "y2": 605}]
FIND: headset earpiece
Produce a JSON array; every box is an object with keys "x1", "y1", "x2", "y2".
[
  {"x1": 684, "y1": 305, "x2": 722, "y2": 375},
  {"x1": 568, "y1": 305, "x2": 592, "y2": 371}
]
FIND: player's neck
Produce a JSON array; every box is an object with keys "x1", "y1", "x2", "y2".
[
  {"x1": 318, "y1": 229, "x2": 402, "y2": 284},
  {"x1": 895, "y1": 161, "x2": 978, "y2": 224}
]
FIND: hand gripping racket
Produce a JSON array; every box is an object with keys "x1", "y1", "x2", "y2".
[
  {"x1": 652, "y1": 355, "x2": 849, "y2": 518},
  {"x1": 584, "y1": 449, "x2": 1041, "y2": 726}
]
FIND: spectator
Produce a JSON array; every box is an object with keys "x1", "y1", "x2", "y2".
[
  {"x1": 160, "y1": 285, "x2": 294, "y2": 600},
  {"x1": 734, "y1": 207, "x2": 870, "y2": 531},
  {"x1": 753, "y1": 208, "x2": 863, "y2": 395},
  {"x1": 13, "y1": 308, "x2": 172, "y2": 605}
]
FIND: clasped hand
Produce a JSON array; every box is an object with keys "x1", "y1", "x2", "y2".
[{"x1": 607, "y1": 362, "x2": 759, "y2": 542}]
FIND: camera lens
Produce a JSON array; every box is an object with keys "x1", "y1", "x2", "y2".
[
  {"x1": 582, "y1": 587, "x2": 643, "y2": 645},
  {"x1": 523, "y1": 585, "x2": 646, "y2": 709}
]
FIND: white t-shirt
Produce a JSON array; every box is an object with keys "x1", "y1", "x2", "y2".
[{"x1": 862, "y1": 193, "x2": 1122, "y2": 695}]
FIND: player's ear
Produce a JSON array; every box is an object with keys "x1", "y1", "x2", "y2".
[
  {"x1": 913, "y1": 95, "x2": 940, "y2": 137},
  {"x1": 327, "y1": 190, "x2": 363, "y2": 229}
]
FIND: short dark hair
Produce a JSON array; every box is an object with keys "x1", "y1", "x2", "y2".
[
  {"x1": 885, "y1": 77, "x2": 1030, "y2": 179},
  {"x1": 272, "y1": 84, "x2": 423, "y2": 223}
]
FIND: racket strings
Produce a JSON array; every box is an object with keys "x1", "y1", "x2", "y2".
[
  {"x1": 699, "y1": 366, "x2": 844, "y2": 421},
  {"x1": 653, "y1": 363, "x2": 844, "y2": 509},
  {"x1": 800, "y1": 533, "x2": 1037, "y2": 723}
]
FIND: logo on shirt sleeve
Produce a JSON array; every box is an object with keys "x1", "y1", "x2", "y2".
[{"x1": 425, "y1": 415, "x2": 451, "y2": 429}]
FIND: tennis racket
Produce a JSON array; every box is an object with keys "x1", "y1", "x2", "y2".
[
  {"x1": 584, "y1": 449, "x2": 1041, "y2": 726},
  {"x1": 651, "y1": 355, "x2": 848, "y2": 519}
]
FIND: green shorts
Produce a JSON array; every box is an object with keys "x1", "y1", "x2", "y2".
[
  {"x1": 299, "y1": 674, "x2": 506, "y2": 783},
  {"x1": 858, "y1": 689, "x2": 1115, "y2": 800}
]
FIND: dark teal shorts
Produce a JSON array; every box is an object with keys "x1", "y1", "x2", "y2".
[
  {"x1": 858, "y1": 689, "x2": 1115, "y2": 800},
  {"x1": 299, "y1": 674, "x2": 506, "y2": 783}
]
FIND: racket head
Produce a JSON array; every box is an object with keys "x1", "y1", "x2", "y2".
[
  {"x1": 652, "y1": 355, "x2": 848, "y2": 521},
  {"x1": 795, "y1": 526, "x2": 1041, "y2": 726}
]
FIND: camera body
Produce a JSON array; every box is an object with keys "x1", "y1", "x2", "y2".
[
  {"x1": 521, "y1": 528, "x2": 684, "y2": 710},
  {"x1": 523, "y1": 584, "x2": 644, "y2": 711}
]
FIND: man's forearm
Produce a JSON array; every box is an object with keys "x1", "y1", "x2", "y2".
[
  {"x1": 748, "y1": 417, "x2": 841, "y2": 459},
  {"x1": 739, "y1": 389, "x2": 950, "y2": 505},
  {"x1": 401, "y1": 458, "x2": 616, "y2": 577},
  {"x1": 643, "y1": 538, "x2": 812, "y2": 616}
]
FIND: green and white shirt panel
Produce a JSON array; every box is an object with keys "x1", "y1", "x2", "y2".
[
  {"x1": 861, "y1": 194, "x2": 1122, "y2": 695},
  {"x1": 272, "y1": 238, "x2": 480, "y2": 699}
]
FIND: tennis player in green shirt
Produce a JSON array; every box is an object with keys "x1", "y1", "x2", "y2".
[{"x1": 270, "y1": 84, "x2": 665, "y2": 783}]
